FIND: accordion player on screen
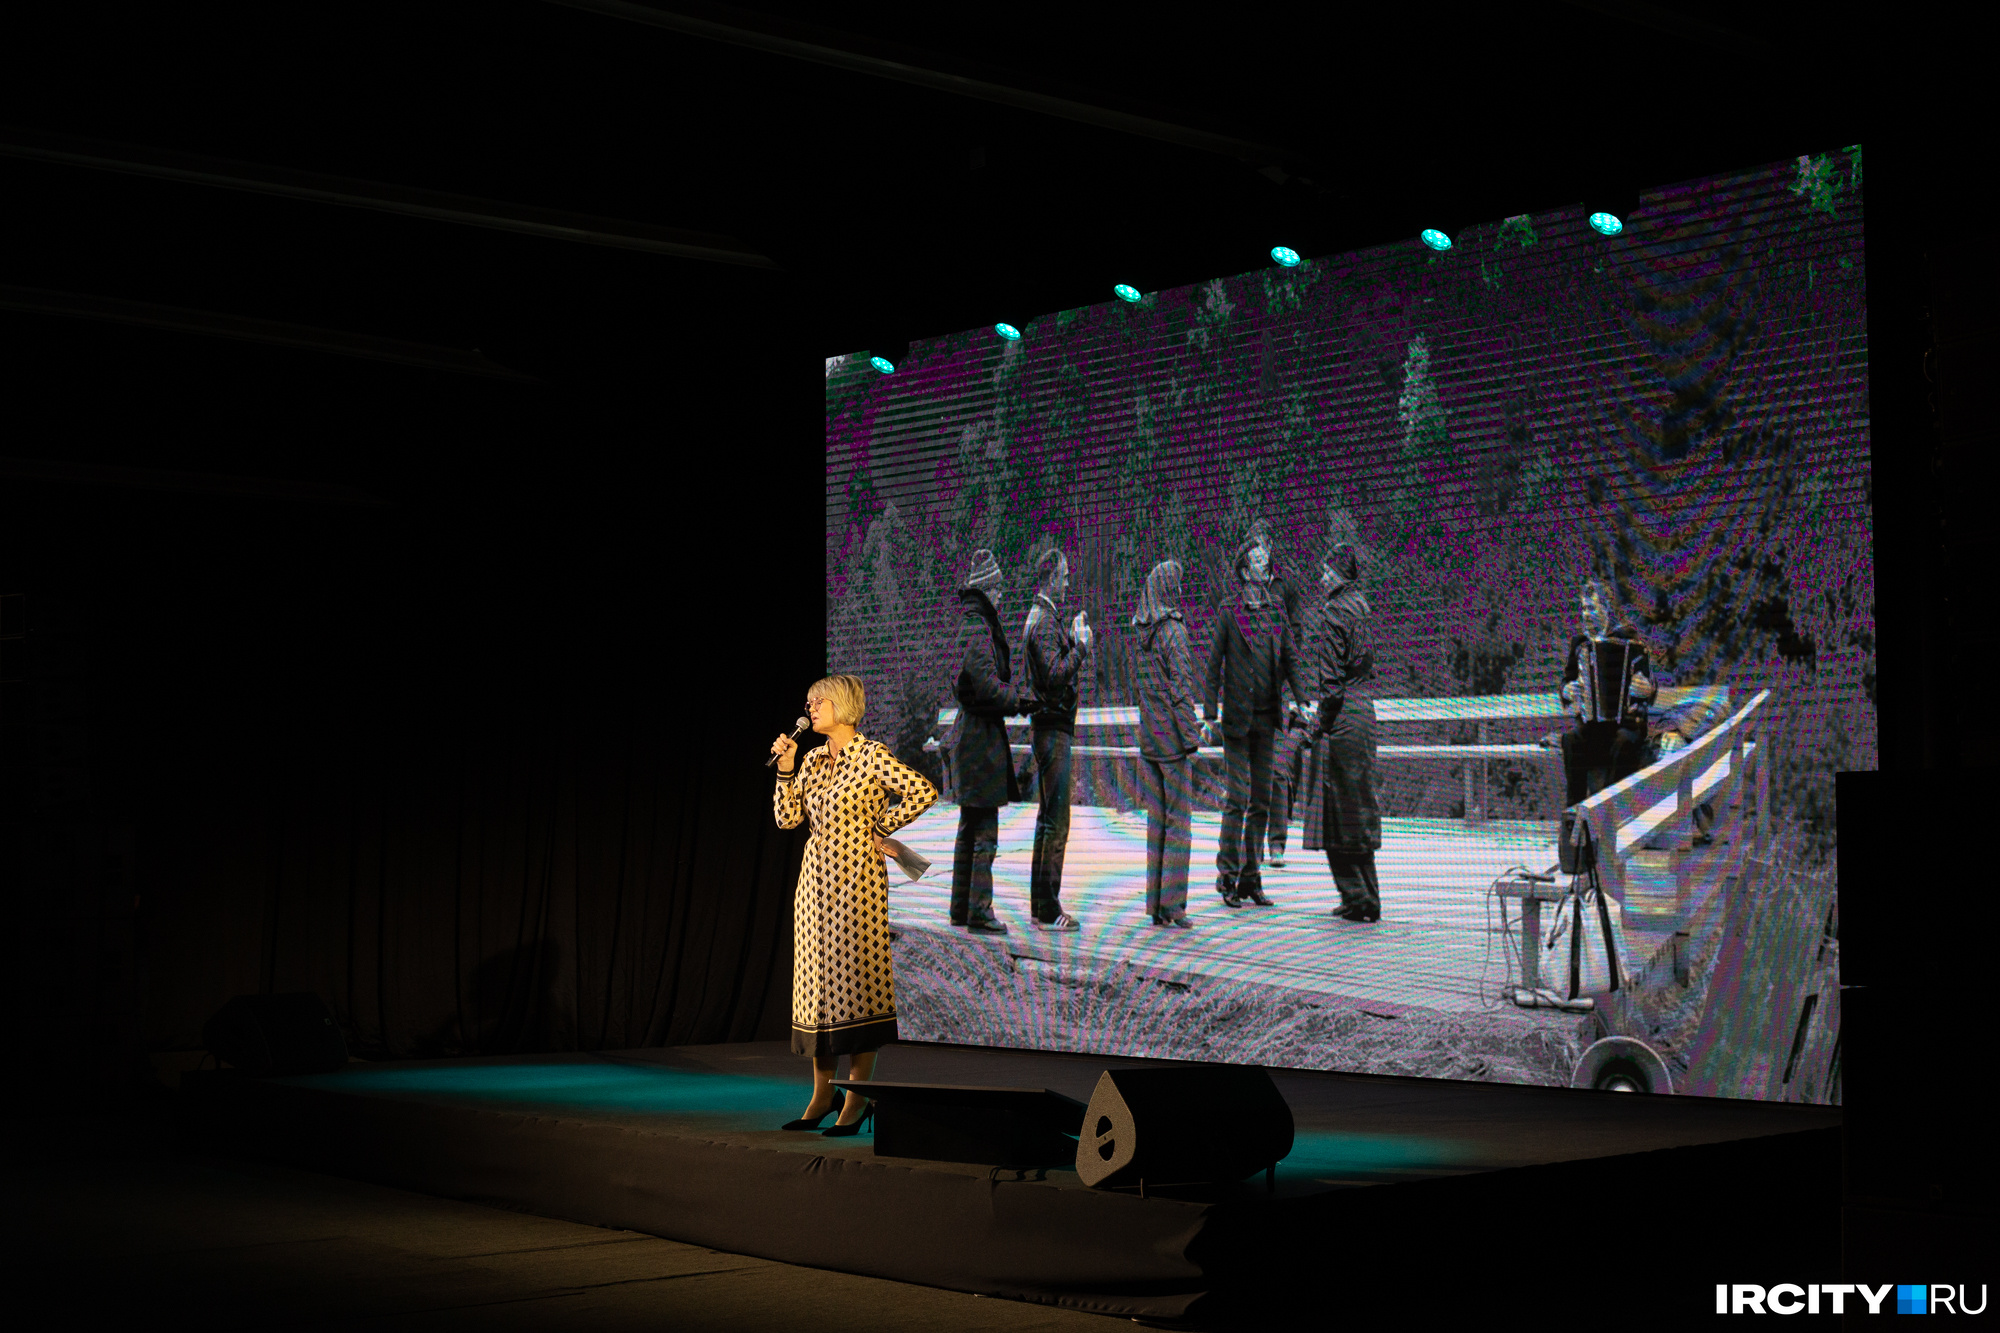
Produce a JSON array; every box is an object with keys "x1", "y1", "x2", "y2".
[{"x1": 1555, "y1": 579, "x2": 1656, "y2": 871}]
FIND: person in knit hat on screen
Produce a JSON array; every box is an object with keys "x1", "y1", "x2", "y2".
[{"x1": 947, "y1": 549, "x2": 1036, "y2": 934}]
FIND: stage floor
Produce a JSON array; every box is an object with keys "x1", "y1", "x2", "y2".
[
  {"x1": 251, "y1": 1039, "x2": 1835, "y2": 1190},
  {"x1": 183, "y1": 1041, "x2": 1841, "y2": 1319}
]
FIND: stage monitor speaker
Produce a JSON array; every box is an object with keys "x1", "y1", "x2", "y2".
[
  {"x1": 1570, "y1": 1036, "x2": 1673, "y2": 1094},
  {"x1": 202, "y1": 993, "x2": 348, "y2": 1075},
  {"x1": 832, "y1": 1081, "x2": 1084, "y2": 1167},
  {"x1": 1076, "y1": 1065, "x2": 1293, "y2": 1189}
]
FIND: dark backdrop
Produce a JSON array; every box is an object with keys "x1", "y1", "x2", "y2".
[
  {"x1": 2, "y1": 273, "x2": 821, "y2": 1071},
  {"x1": 0, "y1": 4, "x2": 1989, "y2": 1097}
]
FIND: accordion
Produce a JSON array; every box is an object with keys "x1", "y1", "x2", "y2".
[{"x1": 1572, "y1": 636, "x2": 1642, "y2": 725}]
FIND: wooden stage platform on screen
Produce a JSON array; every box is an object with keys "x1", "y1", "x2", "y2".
[{"x1": 894, "y1": 688, "x2": 1835, "y2": 1103}]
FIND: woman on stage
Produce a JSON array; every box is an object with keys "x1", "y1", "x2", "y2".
[
  {"x1": 771, "y1": 674, "x2": 937, "y2": 1135},
  {"x1": 1299, "y1": 545, "x2": 1383, "y2": 922}
]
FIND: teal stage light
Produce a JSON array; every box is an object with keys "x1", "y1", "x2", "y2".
[
  {"x1": 1270, "y1": 246, "x2": 1301, "y2": 267},
  {"x1": 1588, "y1": 211, "x2": 1625, "y2": 236},
  {"x1": 994, "y1": 323, "x2": 1021, "y2": 341},
  {"x1": 1419, "y1": 228, "x2": 1453, "y2": 252},
  {"x1": 869, "y1": 355, "x2": 896, "y2": 374},
  {"x1": 1113, "y1": 283, "x2": 1142, "y2": 303}
]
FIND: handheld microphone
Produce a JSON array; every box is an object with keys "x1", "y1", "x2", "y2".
[{"x1": 767, "y1": 716, "x2": 810, "y2": 767}]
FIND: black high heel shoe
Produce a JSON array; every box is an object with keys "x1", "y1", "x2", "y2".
[
  {"x1": 780, "y1": 1093, "x2": 845, "y2": 1131},
  {"x1": 821, "y1": 1099, "x2": 875, "y2": 1137}
]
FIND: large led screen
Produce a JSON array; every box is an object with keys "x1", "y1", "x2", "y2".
[{"x1": 824, "y1": 150, "x2": 1866, "y2": 1102}]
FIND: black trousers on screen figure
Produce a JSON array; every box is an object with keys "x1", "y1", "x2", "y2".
[
  {"x1": 1266, "y1": 723, "x2": 1305, "y2": 861},
  {"x1": 1315, "y1": 705, "x2": 1383, "y2": 919},
  {"x1": 1558, "y1": 721, "x2": 1646, "y2": 872},
  {"x1": 1141, "y1": 754, "x2": 1194, "y2": 918},
  {"x1": 1215, "y1": 723, "x2": 1276, "y2": 893},
  {"x1": 1028, "y1": 727, "x2": 1073, "y2": 923},
  {"x1": 1326, "y1": 852, "x2": 1381, "y2": 918},
  {"x1": 950, "y1": 805, "x2": 1000, "y2": 925}
]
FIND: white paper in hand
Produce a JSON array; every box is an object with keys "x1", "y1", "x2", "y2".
[{"x1": 880, "y1": 837, "x2": 931, "y2": 882}]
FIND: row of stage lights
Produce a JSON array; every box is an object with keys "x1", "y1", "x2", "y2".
[{"x1": 864, "y1": 208, "x2": 1629, "y2": 374}]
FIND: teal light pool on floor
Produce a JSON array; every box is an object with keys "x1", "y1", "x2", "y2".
[
  {"x1": 275, "y1": 1059, "x2": 806, "y2": 1124},
  {"x1": 1279, "y1": 1130, "x2": 1476, "y2": 1180},
  {"x1": 270, "y1": 1059, "x2": 1475, "y2": 1180}
]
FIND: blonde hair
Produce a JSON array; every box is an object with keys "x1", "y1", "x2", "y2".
[{"x1": 808, "y1": 674, "x2": 866, "y2": 726}]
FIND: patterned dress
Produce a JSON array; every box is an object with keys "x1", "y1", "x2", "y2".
[{"x1": 774, "y1": 735, "x2": 938, "y2": 1056}]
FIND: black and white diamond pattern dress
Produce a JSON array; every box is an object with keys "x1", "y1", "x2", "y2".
[{"x1": 774, "y1": 735, "x2": 937, "y2": 1057}]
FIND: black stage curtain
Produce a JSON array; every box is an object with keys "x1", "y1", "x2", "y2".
[
  {"x1": 139, "y1": 711, "x2": 810, "y2": 1060},
  {"x1": 2, "y1": 327, "x2": 820, "y2": 1072}
]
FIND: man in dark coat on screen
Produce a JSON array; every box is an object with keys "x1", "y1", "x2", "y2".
[
  {"x1": 1203, "y1": 522, "x2": 1307, "y2": 909},
  {"x1": 1022, "y1": 548, "x2": 1090, "y2": 931},
  {"x1": 1299, "y1": 545, "x2": 1384, "y2": 921},
  {"x1": 948, "y1": 549, "x2": 1035, "y2": 935},
  {"x1": 1261, "y1": 563, "x2": 1310, "y2": 871}
]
